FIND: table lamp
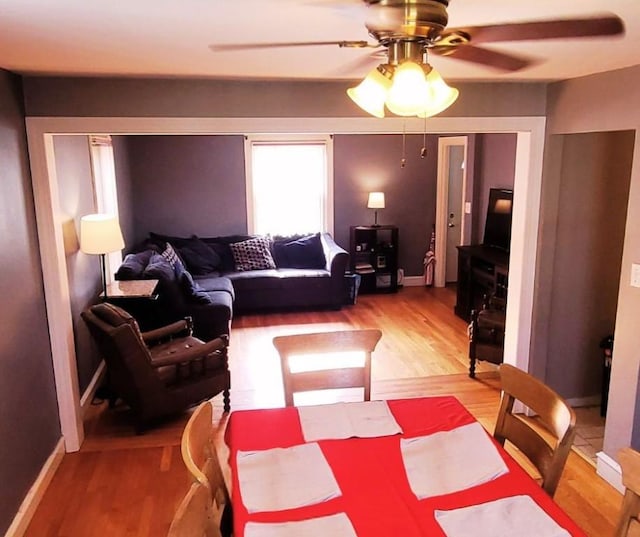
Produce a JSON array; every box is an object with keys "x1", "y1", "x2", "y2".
[
  {"x1": 80, "y1": 213, "x2": 125, "y2": 298},
  {"x1": 367, "y1": 192, "x2": 385, "y2": 226}
]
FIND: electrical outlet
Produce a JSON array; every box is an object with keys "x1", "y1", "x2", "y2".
[{"x1": 631, "y1": 263, "x2": 640, "y2": 288}]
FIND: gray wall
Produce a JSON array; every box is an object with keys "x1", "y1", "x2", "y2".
[
  {"x1": 544, "y1": 65, "x2": 640, "y2": 461},
  {"x1": 544, "y1": 131, "x2": 633, "y2": 400},
  {"x1": 54, "y1": 135, "x2": 103, "y2": 393},
  {"x1": 125, "y1": 135, "x2": 247, "y2": 245},
  {"x1": 0, "y1": 69, "x2": 60, "y2": 535},
  {"x1": 123, "y1": 133, "x2": 438, "y2": 275},
  {"x1": 22, "y1": 77, "x2": 548, "y2": 119},
  {"x1": 472, "y1": 133, "x2": 517, "y2": 244},
  {"x1": 333, "y1": 134, "x2": 439, "y2": 276}
]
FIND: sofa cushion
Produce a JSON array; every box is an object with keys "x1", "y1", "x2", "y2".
[
  {"x1": 272, "y1": 232, "x2": 326, "y2": 269},
  {"x1": 192, "y1": 275, "x2": 235, "y2": 299},
  {"x1": 229, "y1": 236, "x2": 276, "y2": 271},
  {"x1": 115, "y1": 250, "x2": 154, "y2": 280}
]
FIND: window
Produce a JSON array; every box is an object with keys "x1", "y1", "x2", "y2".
[
  {"x1": 89, "y1": 134, "x2": 122, "y2": 281},
  {"x1": 245, "y1": 135, "x2": 333, "y2": 236}
]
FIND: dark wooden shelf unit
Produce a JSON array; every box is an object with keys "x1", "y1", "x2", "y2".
[
  {"x1": 350, "y1": 225, "x2": 399, "y2": 294},
  {"x1": 455, "y1": 245, "x2": 509, "y2": 322}
]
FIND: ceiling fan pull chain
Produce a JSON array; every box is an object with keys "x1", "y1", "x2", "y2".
[
  {"x1": 401, "y1": 122, "x2": 407, "y2": 168},
  {"x1": 421, "y1": 116, "x2": 428, "y2": 159}
]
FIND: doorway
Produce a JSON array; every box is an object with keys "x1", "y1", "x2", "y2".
[
  {"x1": 435, "y1": 136, "x2": 468, "y2": 288},
  {"x1": 27, "y1": 116, "x2": 545, "y2": 452}
]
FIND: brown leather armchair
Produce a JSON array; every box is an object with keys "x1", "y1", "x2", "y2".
[
  {"x1": 82, "y1": 302, "x2": 230, "y2": 432},
  {"x1": 468, "y1": 294, "x2": 506, "y2": 378}
]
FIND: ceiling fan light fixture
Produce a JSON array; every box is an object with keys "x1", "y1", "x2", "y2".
[
  {"x1": 385, "y1": 60, "x2": 429, "y2": 116},
  {"x1": 416, "y1": 66, "x2": 459, "y2": 118},
  {"x1": 347, "y1": 65, "x2": 393, "y2": 119}
]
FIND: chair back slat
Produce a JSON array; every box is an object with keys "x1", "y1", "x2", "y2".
[
  {"x1": 494, "y1": 364, "x2": 576, "y2": 497},
  {"x1": 615, "y1": 448, "x2": 640, "y2": 537},
  {"x1": 181, "y1": 401, "x2": 230, "y2": 536},
  {"x1": 273, "y1": 329, "x2": 382, "y2": 407},
  {"x1": 167, "y1": 481, "x2": 221, "y2": 537}
]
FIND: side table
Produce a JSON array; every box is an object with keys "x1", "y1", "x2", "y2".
[
  {"x1": 101, "y1": 279, "x2": 159, "y2": 301},
  {"x1": 101, "y1": 279, "x2": 159, "y2": 330}
]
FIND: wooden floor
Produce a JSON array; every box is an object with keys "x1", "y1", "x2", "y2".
[{"x1": 25, "y1": 286, "x2": 622, "y2": 536}]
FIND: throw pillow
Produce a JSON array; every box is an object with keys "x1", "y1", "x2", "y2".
[
  {"x1": 175, "y1": 237, "x2": 221, "y2": 275},
  {"x1": 178, "y1": 270, "x2": 214, "y2": 305},
  {"x1": 229, "y1": 236, "x2": 276, "y2": 271},
  {"x1": 161, "y1": 242, "x2": 181, "y2": 268},
  {"x1": 142, "y1": 253, "x2": 176, "y2": 282},
  {"x1": 272, "y1": 232, "x2": 326, "y2": 269},
  {"x1": 115, "y1": 250, "x2": 154, "y2": 280},
  {"x1": 201, "y1": 235, "x2": 253, "y2": 273}
]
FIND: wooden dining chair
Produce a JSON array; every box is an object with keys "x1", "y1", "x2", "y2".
[
  {"x1": 614, "y1": 447, "x2": 640, "y2": 537},
  {"x1": 273, "y1": 329, "x2": 382, "y2": 407},
  {"x1": 180, "y1": 401, "x2": 232, "y2": 537},
  {"x1": 167, "y1": 481, "x2": 221, "y2": 537},
  {"x1": 494, "y1": 363, "x2": 576, "y2": 497}
]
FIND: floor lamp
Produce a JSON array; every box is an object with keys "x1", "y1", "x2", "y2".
[{"x1": 80, "y1": 213, "x2": 125, "y2": 299}]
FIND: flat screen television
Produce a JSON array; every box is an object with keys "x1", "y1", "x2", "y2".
[{"x1": 483, "y1": 188, "x2": 513, "y2": 252}]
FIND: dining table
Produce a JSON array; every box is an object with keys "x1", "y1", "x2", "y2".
[{"x1": 224, "y1": 395, "x2": 586, "y2": 537}]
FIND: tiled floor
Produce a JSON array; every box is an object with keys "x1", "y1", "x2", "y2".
[{"x1": 573, "y1": 405, "x2": 606, "y2": 465}]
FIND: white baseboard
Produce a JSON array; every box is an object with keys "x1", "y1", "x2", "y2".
[
  {"x1": 5, "y1": 438, "x2": 65, "y2": 537},
  {"x1": 80, "y1": 360, "x2": 106, "y2": 417},
  {"x1": 566, "y1": 394, "x2": 601, "y2": 408},
  {"x1": 596, "y1": 450, "x2": 624, "y2": 493}
]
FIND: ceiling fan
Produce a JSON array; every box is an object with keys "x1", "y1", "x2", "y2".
[
  {"x1": 210, "y1": 0, "x2": 624, "y2": 73},
  {"x1": 209, "y1": 0, "x2": 624, "y2": 118}
]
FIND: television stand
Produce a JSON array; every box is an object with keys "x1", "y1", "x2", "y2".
[{"x1": 455, "y1": 245, "x2": 509, "y2": 322}]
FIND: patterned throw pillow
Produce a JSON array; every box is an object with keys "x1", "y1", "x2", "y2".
[
  {"x1": 229, "y1": 236, "x2": 276, "y2": 271},
  {"x1": 161, "y1": 242, "x2": 181, "y2": 268}
]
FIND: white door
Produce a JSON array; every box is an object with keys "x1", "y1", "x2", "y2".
[
  {"x1": 435, "y1": 136, "x2": 468, "y2": 288},
  {"x1": 445, "y1": 145, "x2": 465, "y2": 282}
]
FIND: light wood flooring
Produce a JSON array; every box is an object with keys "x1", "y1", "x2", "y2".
[{"x1": 24, "y1": 286, "x2": 622, "y2": 536}]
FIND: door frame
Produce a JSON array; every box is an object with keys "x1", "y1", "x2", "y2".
[
  {"x1": 26, "y1": 116, "x2": 545, "y2": 452},
  {"x1": 435, "y1": 136, "x2": 469, "y2": 288}
]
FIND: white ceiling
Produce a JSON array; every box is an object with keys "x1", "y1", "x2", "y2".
[{"x1": 1, "y1": 0, "x2": 639, "y2": 83}]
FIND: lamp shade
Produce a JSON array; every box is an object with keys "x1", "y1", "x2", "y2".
[
  {"x1": 347, "y1": 66, "x2": 392, "y2": 119},
  {"x1": 80, "y1": 213, "x2": 124, "y2": 255},
  {"x1": 385, "y1": 61, "x2": 429, "y2": 117},
  {"x1": 416, "y1": 67, "x2": 459, "y2": 118},
  {"x1": 367, "y1": 192, "x2": 386, "y2": 209}
]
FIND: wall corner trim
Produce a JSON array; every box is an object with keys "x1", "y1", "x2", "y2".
[
  {"x1": 5, "y1": 438, "x2": 65, "y2": 537},
  {"x1": 596, "y1": 450, "x2": 624, "y2": 493}
]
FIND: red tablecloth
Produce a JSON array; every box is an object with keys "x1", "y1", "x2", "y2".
[{"x1": 225, "y1": 396, "x2": 586, "y2": 536}]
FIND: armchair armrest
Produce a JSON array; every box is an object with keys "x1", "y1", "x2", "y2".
[
  {"x1": 142, "y1": 317, "x2": 193, "y2": 343},
  {"x1": 150, "y1": 335, "x2": 229, "y2": 367}
]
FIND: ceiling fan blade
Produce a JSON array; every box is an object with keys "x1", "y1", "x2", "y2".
[
  {"x1": 330, "y1": 51, "x2": 384, "y2": 77},
  {"x1": 209, "y1": 40, "x2": 371, "y2": 52},
  {"x1": 454, "y1": 14, "x2": 624, "y2": 44},
  {"x1": 431, "y1": 43, "x2": 534, "y2": 72}
]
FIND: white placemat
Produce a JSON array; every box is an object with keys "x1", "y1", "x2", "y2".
[
  {"x1": 401, "y1": 421, "x2": 508, "y2": 499},
  {"x1": 236, "y1": 442, "x2": 341, "y2": 513},
  {"x1": 435, "y1": 495, "x2": 572, "y2": 537},
  {"x1": 245, "y1": 513, "x2": 357, "y2": 537},
  {"x1": 298, "y1": 400, "x2": 403, "y2": 442}
]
